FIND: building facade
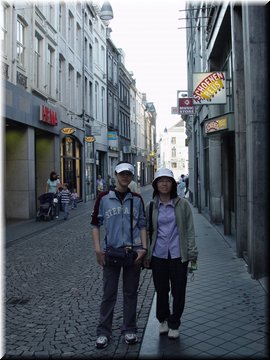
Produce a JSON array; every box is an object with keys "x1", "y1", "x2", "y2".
[
  {"x1": 159, "y1": 120, "x2": 188, "y2": 181},
  {"x1": 183, "y1": 2, "x2": 269, "y2": 279},
  {"x1": 2, "y1": 1, "x2": 156, "y2": 220}
]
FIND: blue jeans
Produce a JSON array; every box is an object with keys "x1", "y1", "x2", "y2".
[
  {"x1": 62, "y1": 203, "x2": 69, "y2": 219},
  {"x1": 97, "y1": 263, "x2": 141, "y2": 337}
]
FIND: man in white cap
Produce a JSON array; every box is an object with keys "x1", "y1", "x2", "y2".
[{"x1": 91, "y1": 161, "x2": 147, "y2": 349}]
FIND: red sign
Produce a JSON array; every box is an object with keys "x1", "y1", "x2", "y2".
[
  {"x1": 40, "y1": 105, "x2": 58, "y2": 126},
  {"x1": 178, "y1": 98, "x2": 194, "y2": 114}
]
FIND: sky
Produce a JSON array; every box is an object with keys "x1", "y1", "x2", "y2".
[{"x1": 104, "y1": 0, "x2": 188, "y2": 137}]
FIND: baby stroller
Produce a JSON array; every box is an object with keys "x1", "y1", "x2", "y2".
[{"x1": 36, "y1": 192, "x2": 58, "y2": 221}]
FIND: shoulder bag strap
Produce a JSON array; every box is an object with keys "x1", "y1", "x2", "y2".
[
  {"x1": 149, "y1": 200, "x2": 154, "y2": 245},
  {"x1": 130, "y1": 197, "x2": 133, "y2": 246}
]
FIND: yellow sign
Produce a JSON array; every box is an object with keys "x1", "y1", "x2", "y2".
[
  {"x1": 61, "y1": 127, "x2": 75, "y2": 135},
  {"x1": 205, "y1": 117, "x2": 228, "y2": 134},
  {"x1": 85, "y1": 136, "x2": 96, "y2": 142}
]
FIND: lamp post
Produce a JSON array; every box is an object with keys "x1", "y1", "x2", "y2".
[{"x1": 100, "y1": 1, "x2": 114, "y2": 21}]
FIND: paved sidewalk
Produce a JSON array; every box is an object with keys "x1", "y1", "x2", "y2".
[{"x1": 139, "y1": 207, "x2": 268, "y2": 359}]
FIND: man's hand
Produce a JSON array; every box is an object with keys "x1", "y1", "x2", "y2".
[{"x1": 96, "y1": 250, "x2": 105, "y2": 266}]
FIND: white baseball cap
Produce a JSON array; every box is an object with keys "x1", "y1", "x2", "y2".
[
  {"x1": 152, "y1": 168, "x2": 176, "y2": 185},
  {"x1": 115, "y1": 162, "x2": 134, "y2": 175}
]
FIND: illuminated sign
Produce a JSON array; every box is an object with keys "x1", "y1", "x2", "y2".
[
  {"x1": 40, "y1": 105, "x2": 58, "y2": 126},
  {"x1": 85, "y1": 136, "x2": 96, "y2": 142},
  {"x1": 193, "y1": 72, "x2": 226, "y2": 105},
  {"x1": 178, "y1": 98, "x2": 194, "y2": 114},
  {"x1": 204, "y1": 117, "x2": 228, "y2": 134},
  {"x1": 108, "y1": 131, "x2": 117, "y2": 140},
  {"x1": 61, "y1": 127, "x2": 75, "y2": 135}
]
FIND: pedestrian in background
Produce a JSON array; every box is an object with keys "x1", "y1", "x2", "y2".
[
  {"x1": 128, "y1": 179, "x2": 140, "y2": 193},
  {"x1": 184, "y1": 175, "x2": 189, "y2": 197},
  {"x1": 144, "y1": 168, "x2": 198, "y2": 339},
  {"x1": 177, "y1": 174, "x2": 186, "y2": 198},
  {"x1": 96, "y1": 175, "x2": 105, "y2": 196},
  {"x1": 70, "y1": 188, "x2": 78, "y2": 209},
  {"x1": 45, "y1": 171, "x2": 61, "y2": 218},
  {"x1": 60, "y1": 183, "x2": 71, "y2": 220},
  {"x1": 91, "y1": 161, "x2": 147, "y2": 349}
]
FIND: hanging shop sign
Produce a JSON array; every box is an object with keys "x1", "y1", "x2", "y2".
[
  {"x1": 204, "y1": 117, "x2": 228, "y2": 135},
  {"x1": 85, "y1": 136, "x2": 96, "y2": 142},
  {"x1": 61, "y1": 127, "x2": 75, "y2": 135},
  {"x1": 107, "y1": 131, "x2": 117, "y2": 140},
  {"x1": 193, "y1": 72, "x2": 226, "y2": 105},
  {"x1": 178, "y1": 98, "x2": 194, "y2": 114},
  {"x1": 40, "y1": 105, "x2": 58, "y2": 126}
]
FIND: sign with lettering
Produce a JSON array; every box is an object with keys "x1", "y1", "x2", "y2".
[
  {"x1": 204, "y1": 117, "x2": 228, "y2": 134},
  {"x1": 40, "y1": 105, "x2": 58, "y2": 126},
  {"x1": 85, "y1": 136, "x2": 96, "y2": 142},
  {"x1": 178, "y1": 98, "x2": 194, "y2": 114},
  {"x1": 193, "y1": 72, "x2": 226, "y2": 105},
  {"x1": 61, "y1": 127, "x2": 75, "y2": 135}
]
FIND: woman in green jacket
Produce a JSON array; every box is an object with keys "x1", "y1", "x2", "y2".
[{"x1": 144, "y1": 168, "x2": 198, "y2": 339}]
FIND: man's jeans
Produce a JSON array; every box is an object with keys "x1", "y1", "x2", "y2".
[{"x1": 97, "y1": 263, "x2": 141, "y2": 337}]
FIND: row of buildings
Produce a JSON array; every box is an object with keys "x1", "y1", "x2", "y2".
[
  {"x1": 182, "y1": 2, "x2": 269, "y2": 280},
  {"x1": 2, "y1": 1, "x2": 157, "y2": 220}
]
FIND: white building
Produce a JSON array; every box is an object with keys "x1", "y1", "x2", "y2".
[{"x1": 159, "y1": 120, "x2": 188, "y2": 181}]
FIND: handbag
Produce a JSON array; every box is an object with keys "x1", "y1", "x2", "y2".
[
  {"x1": 105, "y1": 198, "x2": 138, "y2": 267},
  {"x1": 105, "y1": 246, "x2": 138, "y2": 267}
]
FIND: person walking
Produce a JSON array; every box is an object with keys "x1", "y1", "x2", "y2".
[
  {"x1": 70, "y1": 188, "x2": 78, "y2": 209},
  {"x1": 60, "y1": 183, "x2": 71, "y2": 220},
  {"x1": 96, "y1": 175, "x2": 105, "y2": 196},
  {"x1": 45, "y1": 171, "x2": 61, "y2": 218},
  {"x1": 177, "y1": 174, "x2": 186, "y2": 198},
  {"x1": 91, "y1": 161, "x2": 147, "y2": 349},
  {"x1": 144, "y1": 168, "x2": 198, "y2": 339},
  {"x1": 128, "y1": 179, "x2": 140, "y2": 193}
]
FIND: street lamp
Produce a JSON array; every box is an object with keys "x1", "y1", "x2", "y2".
[{"x1": 100, "y1": 1, "x2": 114, "y2": 21}]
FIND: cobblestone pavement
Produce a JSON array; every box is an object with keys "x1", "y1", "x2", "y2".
[{"x1": 4, "y1": 186, "x2": 155, "y2": 359}]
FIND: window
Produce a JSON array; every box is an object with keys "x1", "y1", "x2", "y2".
[
  {"x1": 76, "y1": 72, "x2": 82, "y2": 114},
  {"x1": 68, "y1": 64, "x2": 74, "y2": 110},
  {"x1": 88, "y1": 44, "x2": 93, "y2": 70},
  {"x1": 171, "y1": 147, "x2": 176, "y2": 158},
  {"x1": 76, "y1": 23, "x2": 81, "y2": 54},
  {"x1": 34, "y1": 32, "x2": 42, "y2": 88},
  {"x1": 59, "y1": 3, "x2": 66, "y2": 35},
  {"x1": 101, "y1": 87, "x2": 105, "y2": 123},
  {"x1": 17, "y1": 18, "x2": 25, "y2": 66},
  {"x1": 171, "y1": 162, "x2": 177, "y2": 169},
  {"x1": 58, "y1": 54, "x2": 65, "y2": 102},
  {"x1": 89, "y1": 81, "x2": 93, "y2": 116},
  {"x1": 171, "y1": 137, "x2": 176, "y2": 144},
  {"x1": 101, "y1": 45, "x2": 105, "y2": 71},
  {"x1": 68, "y1": 10, "x2": 74, "y2": 48},
  {"x1": 0, "y1": 4, "x2": 7, "y2": 55},
  {"x1": 47, "y1": 45, "x2": 55, "y2": 96},
  {"x1": 95, "y1": 82, "x2": 99, "y2": 120},
  {"x1": 95, "y1": 38, "x2": 99, "y2": 64}
]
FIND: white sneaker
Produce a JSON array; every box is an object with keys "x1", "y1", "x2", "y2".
[
  {"x1": 168, "y1": 328, "x2": 179, "y2": 339},
  {"x1": 159, "y1": 321, "x2": 169, "y2": 335},
  {"x1": 96, "y1": 335, "x2": 109, "y2": 349},
  {"x1": 124, "y1": 333, "x2": 138, "y2": 345}
]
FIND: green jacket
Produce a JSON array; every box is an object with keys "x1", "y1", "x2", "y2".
[{"x1": 145, "y1": 196, "x2": 198, "y2": 263}]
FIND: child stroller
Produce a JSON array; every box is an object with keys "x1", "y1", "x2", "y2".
[{"x1": 36, "y1": 192, "x2": 58, "y2": 221}]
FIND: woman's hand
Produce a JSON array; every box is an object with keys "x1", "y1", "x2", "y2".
[{"x1": 135, "y1": 249, "x2": 147, "y2": 264}]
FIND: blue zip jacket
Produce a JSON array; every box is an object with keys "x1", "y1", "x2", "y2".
[{"x1": 91, "y1": 190, "x2": 146, "y2": 250}]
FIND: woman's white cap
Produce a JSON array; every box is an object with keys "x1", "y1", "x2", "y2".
[
  {"x1": 115, "y1": 163, "x2": 134, "y2": 175},
  {"x1": 152, "y1": 168, "x2": 175, "y2": 185}
]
